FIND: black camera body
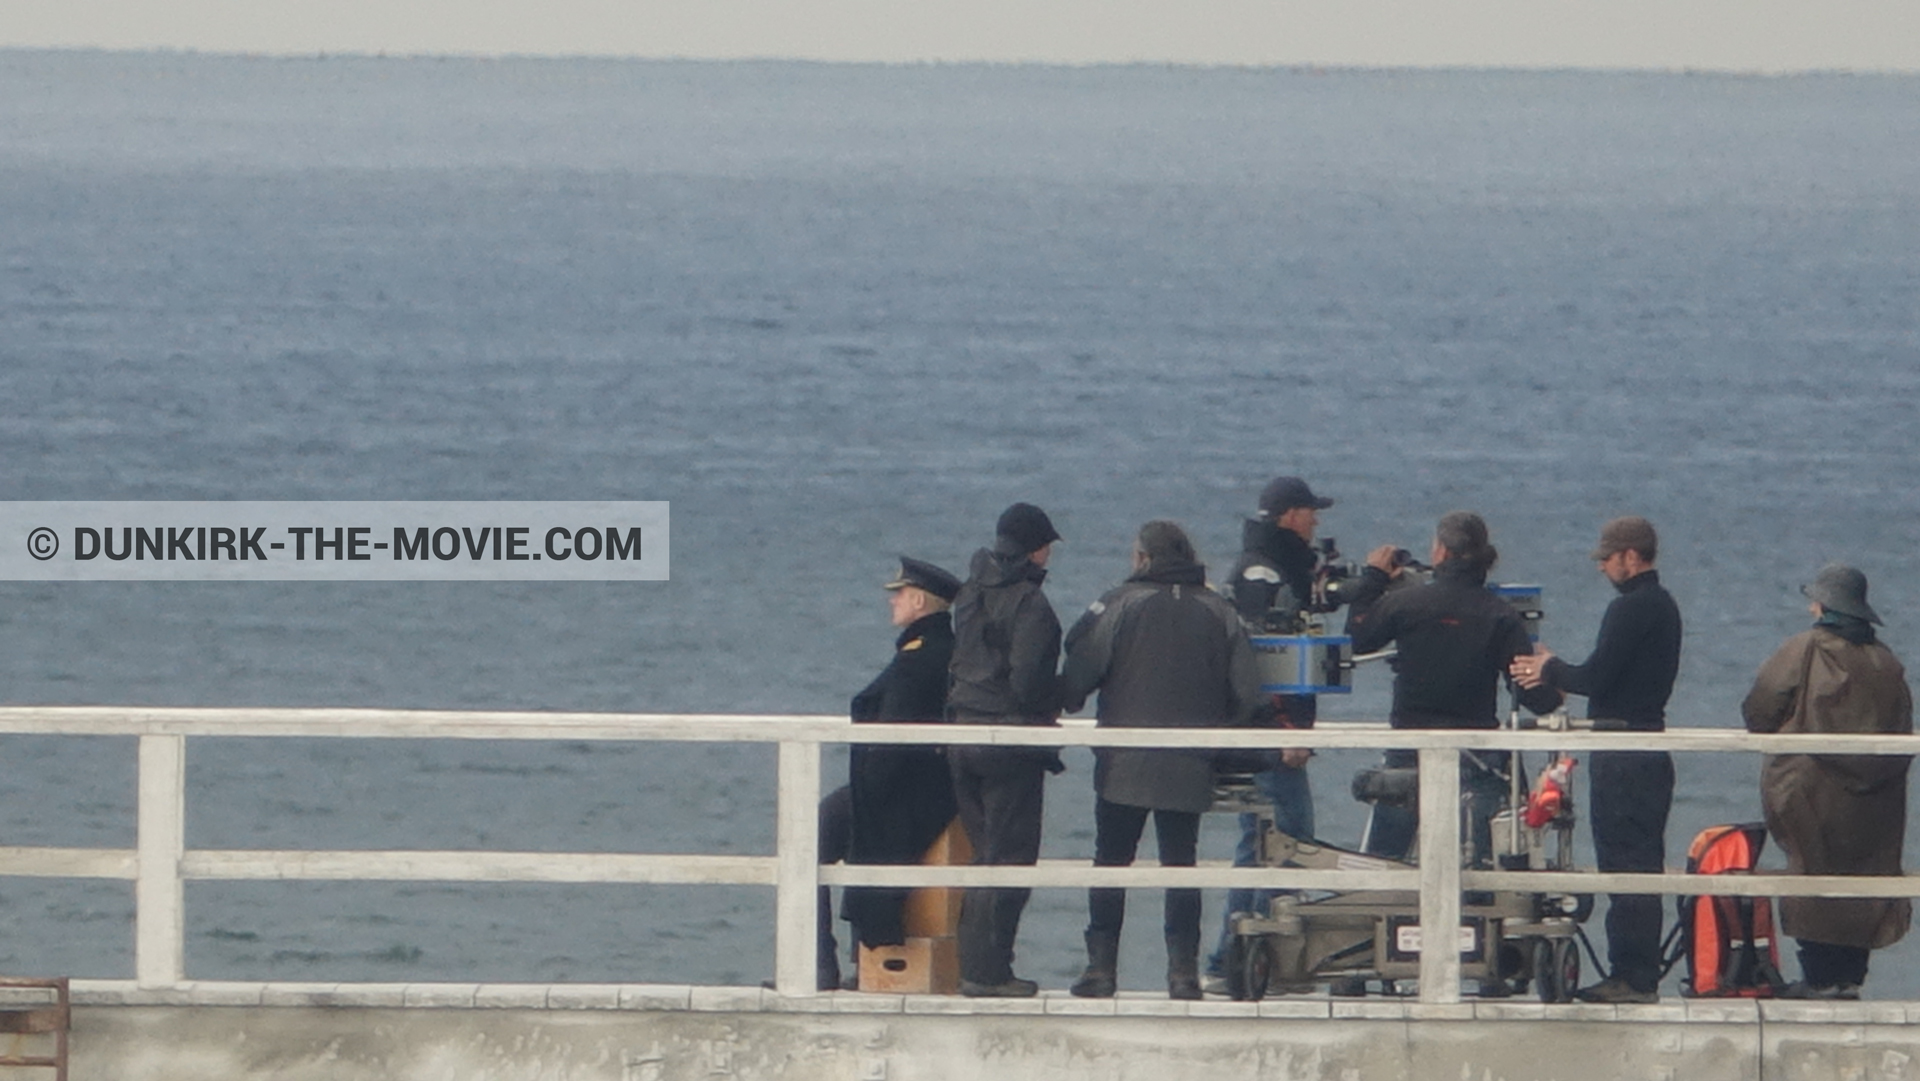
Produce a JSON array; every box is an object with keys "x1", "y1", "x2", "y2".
[{"x1": 1314, "y1": 538, "x2": 1431, "y2": 611}]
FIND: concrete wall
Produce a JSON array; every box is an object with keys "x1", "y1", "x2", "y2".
[{"x1": 58, "y1": 983, "x2": 1920, "y2": 1081}]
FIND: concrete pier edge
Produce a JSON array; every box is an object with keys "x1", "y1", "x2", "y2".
[{"x1": 54, "y1": 981, "x2": 1920, "y2": 1081}]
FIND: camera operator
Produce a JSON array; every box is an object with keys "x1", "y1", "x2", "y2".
[
  {"x1": 1202, "y1": 475, "x2": 1329, "y2": 993},
  {"x1": 1344, "y1": 511, "x2": 1563, "y2": 867}
]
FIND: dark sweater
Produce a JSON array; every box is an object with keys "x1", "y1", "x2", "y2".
[{"x1": 1541, "y1": 570, "x2": 1682, "y2": 732}]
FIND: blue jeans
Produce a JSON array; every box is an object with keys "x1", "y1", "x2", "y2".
[{"x1": 1206, "y1": 764, "x2": 1314, "y2": 975}]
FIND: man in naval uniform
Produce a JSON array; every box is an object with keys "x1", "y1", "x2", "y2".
[{"x1": 810, "y1": 557, "x2": 962, "y2": 991}]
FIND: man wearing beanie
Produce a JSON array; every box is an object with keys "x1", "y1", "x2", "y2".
[
  {"x1": 946, "y1": 502, "x2": 1065, "y2": 997},
  {"x1": 1510, "y1": 516, "x2": 1682, "y2": 1003}
]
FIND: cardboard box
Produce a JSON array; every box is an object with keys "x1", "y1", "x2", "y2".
[
  {"x1": 858, "y1": 936, "x2": 960, "y2": 995},
  {"x1": 902, "y1": 819, "x2": 972, "y2": 938}
]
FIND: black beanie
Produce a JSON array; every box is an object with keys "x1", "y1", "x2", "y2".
[{"x1": 995, "y1": 502, "x2": 1061, "y2": 555}]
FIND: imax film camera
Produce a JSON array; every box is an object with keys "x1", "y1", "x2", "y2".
[{"x1": 1313, "y1": 537, "x2": 1431, "y2": 612}]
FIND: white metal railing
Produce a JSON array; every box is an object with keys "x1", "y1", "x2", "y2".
[{"x1": 0, "y1": 706, "x2": 1914, "y2": 1004}]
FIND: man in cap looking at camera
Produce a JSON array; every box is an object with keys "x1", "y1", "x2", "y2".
[
  {"x1": 1742, "y1": 564, "x2": 1912, "y2": 999},
  {"x1": 946, "y1": 502, "x2": 1065, "y2": 997},
  {"x1": 1204, "y1": 475, "x2": 1330, "y2": 993},
  {"x1": 805, "y1": 557, "x2": 963, "y2": 991},
  {"x1": 1511, "y1": 516, "x2": 1682, "y2": 1003}
]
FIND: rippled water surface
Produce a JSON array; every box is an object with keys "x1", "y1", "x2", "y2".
[{"x1": 2, "y1": 51, "x2": 1918, "y2": 994}]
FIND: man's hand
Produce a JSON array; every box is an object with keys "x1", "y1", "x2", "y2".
[
  {"x1": 1281, "y1": 747, "x2": 1312, "y2": 769},
  {"x1": 1365, "y1": 545, "x2": 1404, "y2": 578},
  {"x1": 1509, "y1": 646, "x2": 1555, "y2": 689}
]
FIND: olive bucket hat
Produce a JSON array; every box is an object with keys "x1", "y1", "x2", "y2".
[{"x1": 1802, "y1": 562, "x2": 1882, "y2": 625}]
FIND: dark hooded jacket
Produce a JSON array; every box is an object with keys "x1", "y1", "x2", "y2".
[
  {"x1": 1059, "y1": 558, "x2": 1268, "y2": 814},
  {"x1": 843, "y1": 609, "x2": 959, "y2": 946},
  {"x1": 1228, "y1": 518, "x2": 1318, "y2": 631},
  {"x1": 1743, "y1": 624, "x2": 1913, "y2": 949},
  {"x1": 1227, "y1": 518, "x2": 1321, "y2": 730},
  {"x1": 1345, "y1": 560, "x2": 1563, "y2": 728},
  {"x1": 947, "y1": 542, "x2": 1061, "y2": 725}
]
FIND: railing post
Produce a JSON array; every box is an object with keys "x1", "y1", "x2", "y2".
[
  {"x1": 1416, "y1": 746, "x2": 1462, "y2": 1004},
  {"x1": 136, "y1": 734, "x2": 187, "y2": 989},
  {"x1": 774, "y1": 739, "x2": 822, "y2": 996}
]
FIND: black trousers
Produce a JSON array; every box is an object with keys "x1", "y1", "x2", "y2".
[
  {"x1": 1086, "y1": 798, "x2": 1201, "y2": 950},
  {"x1": 1589, "y1": 749, "x2": 1674, "y2": 993},
  {"x1": 816, "y1": 785, "x2": 854, "y2": 963},
  {"x1": 1797, "y1": 939, "x2": 1870, "y2": 989},
  {"x1": 948, "y1": 745, "x2": 1048, "y2": 985}
]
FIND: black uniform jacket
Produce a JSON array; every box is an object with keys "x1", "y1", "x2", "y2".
[
  {"x1": 1541, "y1": 570, "x2": 1681, "y2": 731},
  {"x1": 1346, "y1": 560, "x2": 1562, "y2": 729},
  {"x1": 843, "y1": 610, "x2": 959, "y2": 946}
]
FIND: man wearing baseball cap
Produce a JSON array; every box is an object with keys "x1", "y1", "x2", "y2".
[
  {"x1": 1511, "y1": 516, "x2": 1682, "y2": 1003},
  {"x1": 946, "y1": 502, "x2": 1065, "y2": 997},
  {"x1": 1203, "y1": 475, "x2": 1330, "y2": 993}
]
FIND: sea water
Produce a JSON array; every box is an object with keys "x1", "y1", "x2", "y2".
[{"x1": 1, "y1": 51, "x2": 1918, "y2": 993}]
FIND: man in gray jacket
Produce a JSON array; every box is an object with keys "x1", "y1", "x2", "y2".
[
  {"x1": 947, "y1": 502, "x2": 1064, "y2": 997},
  {"x1": 1059, "y1": 520, "x2": 1268, "y2": 999}
]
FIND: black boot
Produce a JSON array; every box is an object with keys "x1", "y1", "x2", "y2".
[
  {"x1": 1166, "y1": 889, "x2": 1203, "y2": 1000},
  {"x1": 1071, "y1": 932, "x2": 1120, "y2": 998},
  {"x1": 816, "y1": 886, "x2": 842, "y2": 991},
  {"x1": 1167, "y1": 933, "x2": 1203, "y2": 1000}
]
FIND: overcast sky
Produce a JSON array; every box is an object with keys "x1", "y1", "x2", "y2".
[{"x1": 5, "y1": 0, "x2": 1918, "y2": 72}]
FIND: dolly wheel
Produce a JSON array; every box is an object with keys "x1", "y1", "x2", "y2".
[
  {"x1": 1534, "y1": 937, "x2": 1579, "y2": 1003},
  {"x1": 1225, "y1": 934, "x2": 1270, "y2": 1002}
]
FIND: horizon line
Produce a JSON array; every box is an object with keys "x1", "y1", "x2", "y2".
[{"x1": 6, "y1": 44, "x2": 1918, "y2": 79}]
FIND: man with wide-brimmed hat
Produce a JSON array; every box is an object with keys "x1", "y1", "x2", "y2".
[
  {"x1": 1511, "y1": 515, "x2": 1683, "y2": 1003},
  {"x1": 1742, "y1": 563, "x2": 1913, "y2": 999}
]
